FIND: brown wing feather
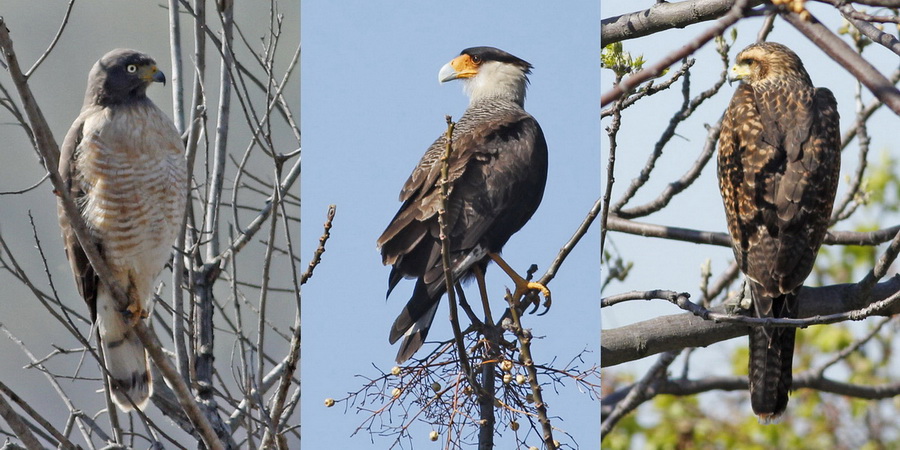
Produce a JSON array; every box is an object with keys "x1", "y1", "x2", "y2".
[
  {"x1": 376, "y1": 133, "x2": 473, "y2": 263},
  {"x1": 58, "y1": 115, "x2": 99, "y2": 321},
  {"x1": 718, "y1": 84, "x2": 839, "y2": 299}
]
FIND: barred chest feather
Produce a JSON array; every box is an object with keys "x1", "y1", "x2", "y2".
[{"x1": 76, "y1": 102, "x2": 187, "y2": 271}]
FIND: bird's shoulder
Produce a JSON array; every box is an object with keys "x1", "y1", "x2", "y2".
[{"x1": 399, "y1": 101, "x2": 533, "y2": 203}]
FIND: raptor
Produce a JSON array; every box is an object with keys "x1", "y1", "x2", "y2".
[
  {"x1": 58, "y1": 49, "x2": 187, "y2": 411},
  {"x1": 378, "y1": 47, "x2": 549, "y2": 363},
  {"x1": 717, "y1": 42, "x2": 840, "y2": 422}
]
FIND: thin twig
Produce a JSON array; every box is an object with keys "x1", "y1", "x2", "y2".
[
  {"x1": 601, "y1": 0, "x2": 753, "y2": 107},
  {"x1": 504, "y1": 292, "x2": 557, "y2": 449},
  {"x1": 24, "y1": 0, "x2": 75, "y2": 77},
  {"x1": 437, "y1": 116, "x2": 480, "y2": 396},
  {"x1": 601, "y1": 351, "x2": 678, "y2": 438},
  {"x1": 0, "y1": 390, "x2": 43, "y2": 450},
  {"x1": 300, "y1": 205, "x2": 335, "y2": 285},
  {"x1": 0, "y1": 381, "x2": 76, "y2": 449}
]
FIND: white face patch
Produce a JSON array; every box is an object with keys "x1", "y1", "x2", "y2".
[{"x1": 463, "y1": 61, "x2": 528, "y2": 106}]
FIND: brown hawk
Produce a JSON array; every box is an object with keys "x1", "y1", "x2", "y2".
[
  {"x1": 717, "y1": 42, "x2": 840, "y2": 422},
  {"x1": 377, "y1": 47, "x2": 549, "y2": 363},
  {"x1": 58, "y1": 49, "x2": 187, "y2": 411}
]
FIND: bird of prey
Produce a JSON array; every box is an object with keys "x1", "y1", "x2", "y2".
[
  {"x1": 58, "y1": 49, "x2": 187, "y2": 411},
  {"x1": 377, "y1": 47, "x2": 549, "y2": 363},
  {"x1": 717, "y1": 42, "x2": 840, "y2": 422}
]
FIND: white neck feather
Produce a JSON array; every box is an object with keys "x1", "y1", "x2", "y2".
[{"x1": 462, "y1": 61, "x2": 528, "y2": 106}]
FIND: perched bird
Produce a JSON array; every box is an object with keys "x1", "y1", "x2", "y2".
[
  {"x1": 377, "y1": 47, "x2": 549, "y2": 363},
  {"x1": 58, "y1": 49, "x2": 187, "y2": 411},
  {"x1": 717, "y1": 42, "x2": 840, "y2": 422}
]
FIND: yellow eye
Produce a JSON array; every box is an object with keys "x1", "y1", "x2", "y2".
[{"x1": 126, "y1": 64, "x2": 138, "y2": 73}]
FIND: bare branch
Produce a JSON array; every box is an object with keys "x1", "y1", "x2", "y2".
[
  {"x1": 783, "y1": 9, "x2": 900, "y2": 116},
  {"x1": 601, "y1": 276, "x2": 900, "y2": 367},
  {"x1": 0, "y1": 392, "x2": 43, "y2": 450},
  {"x1": 503, "y1": 295, "x2": 557, "y2": 449},
  {"x1": 24, "y1": 0, "x2": 75, "y2": 77},
  {"x1": 601, "y1": 351, "x2": 678, "y2": 437},
  {"x1": 603, "y1": 366, "x2": 900, "y2": 418},
  {"x1": 0, "y1": 381, "x2": 76, "y2": 449},
  {"x1": 844, "y1": 11, "x2": 900, "y2": 54},
  {"x1": 300, "y1": 205, "x2": 335, "y2": 285},
  {"x1": 606, "y1": 215, "x2": 900, "y2": 247},
  {"x1": 602, "y1": 0, "x2": 764, "y2": 46},
  {"x1": 601, "y1": 0, "x2": 755, "y2": 107}
]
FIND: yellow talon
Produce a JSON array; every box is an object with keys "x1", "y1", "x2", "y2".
[
  {"x1": 517, "y1": 281, "x2": 551, "y2": 315},
  {"x1": 123, "y1": 302, "x2": 145, "y2": 326},
  {"x1": 519, "y1": 281, "x2": 550, "y2": 300},
  {"x1": 489, "y1": 253, "x2": 552, "y2": 314}
]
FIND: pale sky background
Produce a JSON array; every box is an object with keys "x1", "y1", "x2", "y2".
[
  {"x1": 602, "y1": 0, "x2": 900, "y2": 433},
  {"x1": 301, "y1": 1, "x2": 600, "y2": 448},
  {"x1": 0, "y1": 1, "x2": 300, "y2": 447}
]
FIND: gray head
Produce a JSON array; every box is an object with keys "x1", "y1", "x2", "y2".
[{"x1": 85, "y1": 49, "x2": 166, "y2": 106}]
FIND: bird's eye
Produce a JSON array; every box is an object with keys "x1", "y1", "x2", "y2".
[
  {"x1": 471, "y1": 55, "x2": 482, "y2": 64},
  {"x1": 126, "y1": 64, "x2": 138, "y2": 73}
]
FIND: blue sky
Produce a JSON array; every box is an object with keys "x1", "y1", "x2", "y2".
[{"x1": 301, "y1": 1, "x2": 600, "y2": 447}]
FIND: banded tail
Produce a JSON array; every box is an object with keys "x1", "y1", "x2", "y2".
[
  {"x1": 747, "y1": 288, "x2": 797, "y2": 423},
  {"x1": 96, "y1": 290, "x2": 152, "y2": 411}
]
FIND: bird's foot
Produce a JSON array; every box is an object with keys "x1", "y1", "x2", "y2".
[
  {"x1": 488, "y1": 252, "x2": 552, "y2": 315},
  {"x1": 122, "y1": 302, "x2": 146, "y2": 326},
  {"x1": 515, "y1": 281, "x2": 551, "y2": 315}
]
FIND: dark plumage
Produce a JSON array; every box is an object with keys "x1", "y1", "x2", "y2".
[
  {"x1": 377, "y1": 47, "x2": 548, "y2": 363},
  {"x1": 717, "y1": 42, "x2": 840, "y2": 422}
]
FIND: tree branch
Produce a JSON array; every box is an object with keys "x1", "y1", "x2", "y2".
[
  {"x1": 601, "y1": 0, "x2": 754, "y2": 107},
  {"x1": 606, "y1": 215, "x2": 900, "y2": 247},
  {"x1": 783, "y1": 9, "x2": 900, "y2": 116},
  {"x1": 603, "y1": 368, "x2": 900, "y2": 418},
  {"x1": 602, "y1": 0, "x2": 764, "y2": 46},
  {"x1": 602, "y1": 276, "x2": 900, "y2": 367}
]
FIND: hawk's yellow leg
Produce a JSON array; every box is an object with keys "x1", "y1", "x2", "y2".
[
  {"x1": 472, "y1": 264, "x2": 494, "y2": 324},
  {"x1": 123, "y1": 299, "x2": 147, "y2": 326},
  {"x1": 488, "y1": 253, "x2": 551, "y2": 313}
]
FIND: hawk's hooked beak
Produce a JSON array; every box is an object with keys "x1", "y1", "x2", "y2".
[
  {"x1": 140, "y1": 65, "x2": 167, "y2": 86},
  {"x1": 151, "y1": 67, "x2": 167, "y2": 86},
  {"x1": 728, "y1": 63, "x2": 750, "y2": 86},
  {"x1": 153, "y1": 70, "x2": 167, "y2": 86},
  {"x1": 439, "y1": 54, "x2": 479, "y2": 83}
]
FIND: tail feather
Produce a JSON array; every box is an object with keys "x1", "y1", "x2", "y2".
[
  {"x1": 747, "y1": 288, "x2": 796, "y2": 422},
  {"x1": 390, "y1": 279, "x2": 441, "y2": 363},
  {"x1": 748, "y1": 323, "x2": 795, "y2": 422},
  {"x1": 97, "y1": 292, "x2": 151, "y2": 411}
]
